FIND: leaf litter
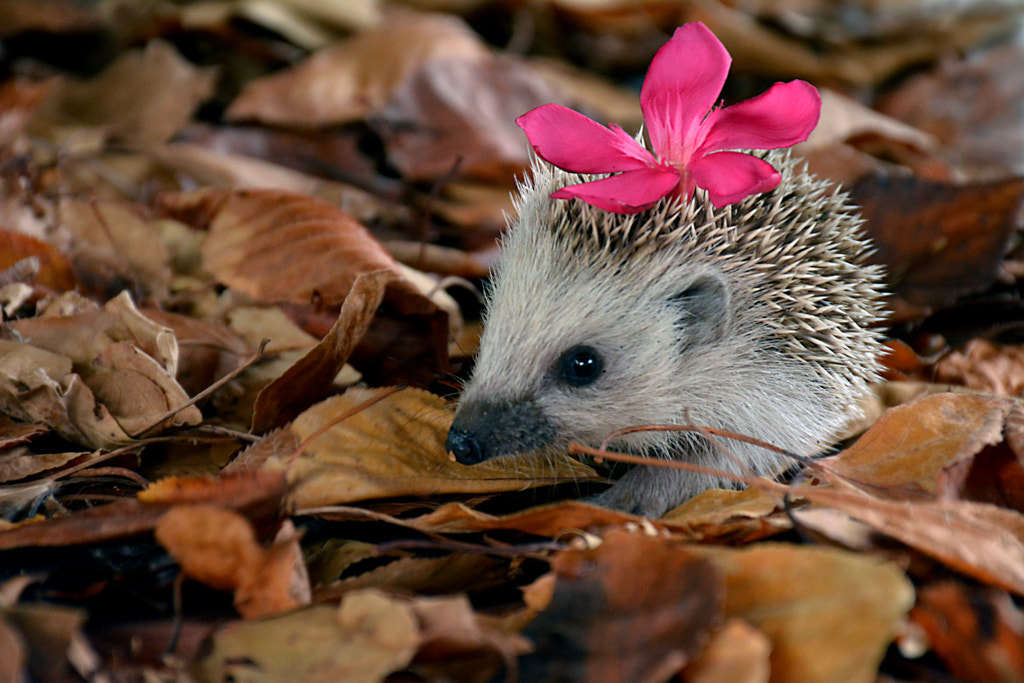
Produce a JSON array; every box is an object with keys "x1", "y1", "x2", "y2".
[{"x1": 2, "y1": 2, "x2": 1024, "y2": 682}]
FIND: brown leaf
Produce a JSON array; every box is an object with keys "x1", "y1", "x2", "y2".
[
  {"x1": 682, "y1": 620, "x2": 771, "y2": 683},
  {"x1": 520, "y1": 530, "x2": 723, "y2": 683},
  {"x1": 154, "y1": 505, "x2": 310, "y2": 618},
  {"x1": 225, "y1": 11, "x2": 488, "y2": 127},
  {"x1": 159, "y1": 188, "x2": 416, "y2": 306},
  {"x1": 819, "y1": 392, "x2": 1012, "y2": 495},
  {"x1": 0, "y1": 616, "x2": 26, "y2": 683},
  {"x1": 661, "y1": 487, "x2": 790, "y2": 543},
  {"x1": 933, "y1": 340, "x2": 1024, "y2": 397},
  {"x1": 850, "y1": 173, "x2": 1024, "y2": 317},
  {"x1": 804, "y1": 482, "x2": 1024, "y2": 595},
  {"x1": 911, "y1": 582, "x2": 1024, "y2": 683},
  {"x1": 2, "y1": 602, "x2": 89, "y2": 683},
  {"x1": 194, "y1": 591, "x2": 420, "y2": 683},
  {"x1": 410, "y1": 593, "x2": 532, "y2": 681},
  {"x1": 142, "y1": 308, "x2": 251, "y2": 398},
  {"x1": 878, "y1": 39, "x2": 1024, "y2": 179},
  {"x1": 59, "y1": 199, "x2": 172, "y2": 301},
  {"x1": 2, "y1": 292, "x2": 202, "y2": 445},
  {"x1": 0, "y1": 228, "x2": 76, "y2": 292},
  {"x1": 30, "y1": 40, "x2": 215, "y2": 146},
  {"x1": 0, "y1": 470, "x2": 286, "y2": 551},
  {"x1": 284, "y1": 388, "x2": 598, "y2": 509},
  {"x1": 693, "y1": 543, "x2": 914, "y2": 683},
  {"x1": 371, "y1": 55, "x2": 554, "y2": 182},
  {"x1": 251, "y1": 269, "x2": 389, "y2": 433}
]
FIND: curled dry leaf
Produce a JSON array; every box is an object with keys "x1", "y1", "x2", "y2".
[
  {"x1": 520, "y1": 530, "x2": 723, "y2": 683},
  {"x1": 804, "y1": 479, "x2": 1024, "y2": 595},
  {"x1": 661, "y1": 487, "x2": 790, "y2": 543},
  {"x1": 284, "y1": 387, "x2": 598, "y2": 509},
  {"x1": 226, "y1": 11, "x2": 488, "y2": 127},
  {"x1": 818, "y1": 392, "x2": 1013, "y2": 495},
  {"x1": 154, "y1": 505, "x2": 310, "y2": 619},
  {"x1": 251, "y1": 269, "x2": 389, "y2": 434},
  {"x1": 158, "y1": 188, "x2": 418, "y2": 306},
  {"x1": 2, "y1": 292, "x2": 201, "y2": 446},
  {"x1": 30, "y1": 40, "x2": 215, "y2": 147},
  {"x1": 692, "y1": 544, "x2": 914, "y2": 683},
  {"x1": 194, "y1": 590, "x2": 420, "y2": 683},
  {"x1": 933, "y1": 340, "x2": 1024, "y2": 397}
]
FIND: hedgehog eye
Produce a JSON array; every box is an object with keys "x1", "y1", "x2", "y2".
[{"x1": 557, "y1": 345, "x2": 604, "y2": 387}]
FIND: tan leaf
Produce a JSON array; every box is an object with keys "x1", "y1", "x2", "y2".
[
  {"x1": 30, "y1": 40, "x2": 215, "y2": 146},
  {"x1": 154, "y1": 505, "x2": 309, "y2": 619},
  {"x1": 285, "y1": 388, "x2": 598, "y2": 509},
  {"x1": 160, "y1": 188, "x2": 412, "y2": 306},
  {"x1": 194, "y1": 590, "x2": 420, "y2": 683},
  {"x1": 59, "y1": 199, "x2": 172, "y2": 302},
  {"x1": 225, "y1": 11, "x2": 488, "y2": 127},
  {"x1": 819, "y1": 392, "x2": 1012, "y2": 495},
  {"x1": 933, "y1": 340, "x2": 1024, "y2": 397},
  {"x1": 693, "y1": 544, "x2": 914, "y2": 683},
  {"x1": 682, "y1": 620, "x2": 771, "y2": 683},
  {"x1": 661, "y1": 487, "x2": 790, "y2": 542},
  {"x1": 804, "y1": 482, "x2": 1024, "y2": 595},
  {"x1": 251, "y1": 269, "x2": 389, "y2": 433}
]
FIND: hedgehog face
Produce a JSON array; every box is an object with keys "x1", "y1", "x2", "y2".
[{"x1": 446, "y1": 212, "x2": 736, "y2": 465}]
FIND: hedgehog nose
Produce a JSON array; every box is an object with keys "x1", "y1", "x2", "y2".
[{"x1": 446, "y1": 428, "x2": 484, "y2": 464}]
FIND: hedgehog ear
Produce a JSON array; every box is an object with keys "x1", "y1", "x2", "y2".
[{"x1": 669, "y1": 271, "x2": 731, "y2": 345}]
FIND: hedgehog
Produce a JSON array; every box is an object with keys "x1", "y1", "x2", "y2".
[{"x1": 445, "y1": 151, "x2": 886, "y2": 518}]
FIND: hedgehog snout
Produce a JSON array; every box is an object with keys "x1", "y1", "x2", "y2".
[{"x1": 447, "y1": 398, "x2": 557, "y2": 464}]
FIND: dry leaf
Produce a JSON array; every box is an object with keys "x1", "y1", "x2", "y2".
[
  {"x1": 0, "y1": 228, "x2": 76, "y2": 292},
  {"x1": 933, "y1": 340, "x2": 1024, "y2": 397},
  {"x1": 520, "y1": 530, "x2": 723, "y2": 683},
  {"x1": 59, "y1": 198, "x2": 172, "y2": 301},
  {"x1": 194, "y1": 590, "x2": 420, "y2": 683},
  {"x1": 159, "y1": 188, "x2": 415, "y2": 306},
  {"x1": 878, "y1": 39, "x2": 1024, "y2": 178},
  {"x1": 30, "y1": 40, "x2": 215, "y2": 146},
  {"x1": 682, "y1": 619, "x2": 771, "y2": 683},
  {"x1": 911, "y1": 581, "x2": 1024, "y2": 683},
  {"x1": 154, "y1": 505, "x2": 310, "y2": 618},
  {"x1": 851, "y1": 173, "x2": 1024, "y2": 318},
  {"x1": 805, "y1": 482, "x2": 1024, "y2": 595},
  {"x1": 226, "y1": 11, "x2": 488, "y2": 127},
  {"x1": 251, "y1": 269, "x2": 389, "y2": 433},
  {"x1": 285, "y1": 388, "x2": 598, "y2": 508},
  {"x1": 371, "y1": 55, "x2": 555, "y2": 182},
  {"x1": 693, "y1": 543, "x2": 914, "y2": 683},
  {"x1": 819, "y1": 392, "x2": 1012, "y2": 495}
]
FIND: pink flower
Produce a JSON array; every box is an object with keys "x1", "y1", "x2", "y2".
[{"x1": 516, "y1": 22, "x2": 821, "y2": 213}]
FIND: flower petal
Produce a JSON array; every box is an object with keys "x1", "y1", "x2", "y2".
[
  {"x1": 551, "y1": 166, "x2": 682, "y2": 214},
  {"x1": 697, "y1": 80, "x2": 821, "y2": 155},
  {"x1": 641, "y1": 22, "x2": 731, "y2": 161},
  {"x1": 516, "y1": 104, "x2": 654, "y2": 174},
  {"x1": 689, "y1": 152, "x2": 781, "y2": 208}
]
